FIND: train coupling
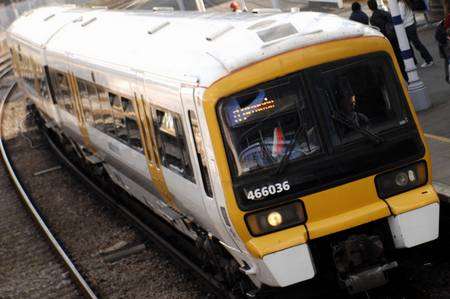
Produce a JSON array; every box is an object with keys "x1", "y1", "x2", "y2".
[{"x1": 332, "y1": 234, "x2": 398, "y2": 294}]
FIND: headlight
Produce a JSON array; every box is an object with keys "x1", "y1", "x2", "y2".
[
  {"x1": 375, "y1": 161, "x2": 427, "y2": 199},
  {"x1": 245, "y1": 201, "x2": 306, "y2": 236}
]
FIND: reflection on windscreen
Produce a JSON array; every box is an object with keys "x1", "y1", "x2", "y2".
[
  {"x1": 321, "y1": 58, "x2": 409, "y2": 145},
  {"x1": 220, "y1": 79, "x2": 321, "y2": 176}
]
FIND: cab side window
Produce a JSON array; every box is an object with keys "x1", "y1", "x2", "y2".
[{"x1": 153, "y1": 108, "x2": 194, "y2": 182}]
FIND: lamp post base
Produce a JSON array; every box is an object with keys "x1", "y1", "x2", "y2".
[{"x1": 408, "y1": 79, "x2": 431, "y2": 111}]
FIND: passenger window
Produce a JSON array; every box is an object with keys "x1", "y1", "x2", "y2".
[
  {"x1": 153, "y1": 108, "x2": 194, "y2": 181},
  {"x1": 97, "y1": 88, "x2": 115, "y2": 135},
  {"x1": 109, "y1": 93, "x2": 127, "y2": 143},
  {"x1": 77, "y1": 80, "x2": 94, "y2": 124},
  {"x1": 88, "y1": 84, "x2": 104, "y2": 131},
  {"x1": 188, "y1": 111, "x2": 213, "y2": 197},
  {"x1": 121, "y1": 97, "x2": 143, "y2": 151}
]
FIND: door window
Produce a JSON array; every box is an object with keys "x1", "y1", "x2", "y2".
[
  {"x1": 153, "y1": 108, "x2": 194, "y2": 182},
  {"x1": 98, "y1": 89, "x2": 115, "y2": 136},
  {"x1": 109, "y1": 93, "x2": 128, "y2": 143},
  {"x1": 121, "y1": 97, "x2": 143, "y2": 151}
]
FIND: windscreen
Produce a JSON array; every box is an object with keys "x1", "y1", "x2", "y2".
[
  {"x1": 315, "y1": 56, "x2": 410, "y2": 146},
  {"x1": 218, "y1": 77, "x2": 322, "y2": 177}
]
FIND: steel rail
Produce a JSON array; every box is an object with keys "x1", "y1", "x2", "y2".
[
  {"x1": 42, "y1": 126, "x2": 237, "y2": 299},
  {"x1": 0, "y1": 83, "x2": 97, "y2": 299}
]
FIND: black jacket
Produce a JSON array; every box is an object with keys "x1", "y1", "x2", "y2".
[
  {"x1": 435, "y1": 21, "x2": 449, "y2": 59},
  {"x1": 370, "y1": 9, "x2": 394, "y2": 39},
  {"x1": 350, "y1": 10, "x2": 369, "y2": 25}
]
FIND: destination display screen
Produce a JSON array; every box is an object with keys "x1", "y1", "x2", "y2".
[{"x1": 224, "y1": 89, "x2": 294, "y2": 128}]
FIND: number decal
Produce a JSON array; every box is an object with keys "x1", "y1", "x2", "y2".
[
  {"x1": 246, "y1": 181, "x2": 291, "y2": 200},
  {"x1": 276, "y1": 183, "x2": 283, "y2": 193},
  {"x1": 268, "y1": 185, "x2": 276, "y2": 195}
]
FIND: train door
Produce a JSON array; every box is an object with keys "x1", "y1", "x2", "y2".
[
  {"x1": 134, "y1": 92, "x2": 175, "y2": 208},
  {"x1": 148, "y1": 86, "x2": 210, "y2": 227},
  {"x1": 128, "y1": 73, "x2": 176, "y2": 211}
]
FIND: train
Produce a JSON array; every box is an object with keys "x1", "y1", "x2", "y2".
[{"x1": 7, "y1": 5, "x2": 440, "y2": 296}]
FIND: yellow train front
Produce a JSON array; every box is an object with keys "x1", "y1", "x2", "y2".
[{"x1": 202, "y1": 17, "x2": 439, "y2": 295}]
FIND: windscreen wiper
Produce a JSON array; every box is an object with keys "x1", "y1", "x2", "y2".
[
  {"x1": 331, "y1": 111, "x2": 384, "y2": 145},
  {"x1": 274, "y1": 125, "x2": 305, "y2": 176}
]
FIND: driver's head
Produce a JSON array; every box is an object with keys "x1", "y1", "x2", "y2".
[
  {"x1": 367, "y1": 0, "x2": 378, "y2": 11},
  {"x1": 337, "y1": 77, "x2": 355, "y2": 114}
]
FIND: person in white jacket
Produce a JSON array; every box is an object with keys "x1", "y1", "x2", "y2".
[{"x1": 399, "y1": 0, "x2": 434, "y2": 68}]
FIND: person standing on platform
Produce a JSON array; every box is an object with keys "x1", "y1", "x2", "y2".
[
  {"x1": 399, "y1": 0, "x2": 434, "y2": 68},
  {"x1": 435, "y1": 10, "x2": 450, "y2": 83},
  {"x1": 350, "y1": 2, "x2": 369, "y2": 25},
  {"x1": 368, "y1": 0, "x2": 408, "y2": 80}
]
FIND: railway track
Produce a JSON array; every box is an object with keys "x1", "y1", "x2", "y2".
[{"x1": 0, "y1": 61, "x2": 97, "y2": 298}]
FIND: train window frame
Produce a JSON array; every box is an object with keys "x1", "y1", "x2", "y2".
[
  {"x1": 188, "y1": 110, "x2": 213, "y2": 197},
  {"x1": 152, "y1": 107, "x2": 195, "y2": 182}
]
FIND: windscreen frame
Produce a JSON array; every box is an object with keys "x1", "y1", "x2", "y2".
[{"x1": 216, "y1": 72, "x2": 325, "y2": 179}]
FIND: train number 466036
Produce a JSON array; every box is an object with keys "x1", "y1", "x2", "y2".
[{"x1": 246, "y1": 181, "x2": 290, "y2": 200}]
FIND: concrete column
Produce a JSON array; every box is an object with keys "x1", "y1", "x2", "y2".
[
  {"x1": 271, "y1": 0, "x2": 281, "y2": 9},
  {"x1": 239, "y1": 0, "x2": 248, "y2": 11},
  {"x1": 195, "y1": 0, "x2": 205, "y2": 12},
  {"x1": 388, "y1": 0, "x2": 431, "y2": 111},
  {"x1": 176, "y1": 0, "x2": 186, "y2": 11}
]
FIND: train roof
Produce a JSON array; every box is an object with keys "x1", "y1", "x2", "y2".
[{"x1": 7, "y1": 6, "x2": 383, "y2": 86}]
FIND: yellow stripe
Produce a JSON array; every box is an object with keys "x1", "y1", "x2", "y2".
[{"x1": 425, "y1": 133, "x2": 450, "y2": 144}]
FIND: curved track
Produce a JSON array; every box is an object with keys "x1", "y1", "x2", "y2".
[{"x1": 0, "y1": 62, "x2": 97, "y2": 299}]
